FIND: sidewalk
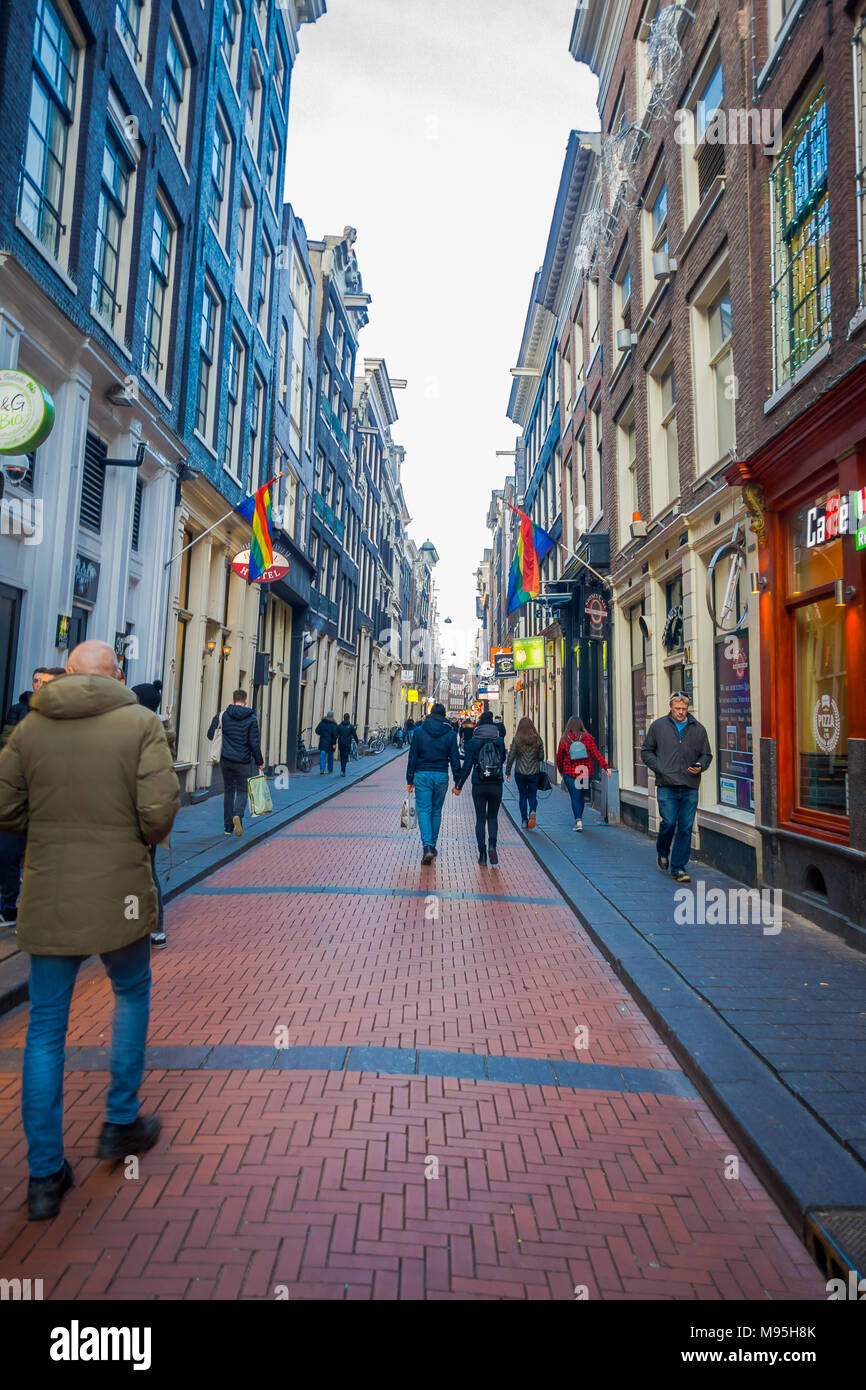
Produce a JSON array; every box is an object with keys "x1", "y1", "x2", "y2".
[
  {"x1": 500, "y1": 778, "x2": 866, "y2": 1244},
  {"x1": 0, "y1": 744, "x2": 407, "y2": 1018}
]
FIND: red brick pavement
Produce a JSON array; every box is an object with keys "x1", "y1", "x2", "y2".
[{"x1": 0, "y1": 760, "x2": 825, "y2": 1299}]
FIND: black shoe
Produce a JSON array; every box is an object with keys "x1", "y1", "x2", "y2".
[
  {"x1": 421, "y1": 846, "x2": 435, "y2": 865},
  {"x1": 672, "y1": 871, "x2": 691, "y2": 883},
  {"x1": 97, "y1": 1113, "x2": 161, "y2": 1162},
  {"x1": 431, "y1": 847, "x2": 438, "y2": 857},
  {"x1": 478, "y1": 847, "x2": 487, "y2": 865},
  {"x1": 150, "y1": 931, "x2": 167, "y2": 948},
  {"x1": 489, "y1": 846, "x2": 498, "y2": 866},
  {"x1": 657, "y1": 854, "x2": 669, "y2": 873},
  {"x1": 28, "y1": 1158, "x2": 73, "y2": 1221}
]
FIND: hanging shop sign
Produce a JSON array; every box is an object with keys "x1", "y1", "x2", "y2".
[
  {"x1": 513, "y1": 635, "x2": 545, "y2": 671},
  {"x1": 805, "y1": 489, "x2": 866, "y2": 548},
  {"x1": 407, "y1": 688, "x2": 419, "y2": 703},
  {"x1": 0, "y1": 369, "x2": 55, "y2": 455},
  {"x1": 73, "y1": 554, "x2": 100, "y2": 604},
  {"x1": 55, "y1": 614, "x2": 70, "y2": 650},
  {"x1": 493, "y1": 649, "x2": 515, "y2": 678},
  {"x1": 401, "y1": 668, "x2": 414, "y2": 682},
  {"x1": 584, "y1": 594, "x2": 608, "y2": 628},
  {"x1": 478, "y1": 685, "x2": 500, "y2": 700},
  {"x1": 231, "y1": 549, "x2": 291, "y2": 584}
]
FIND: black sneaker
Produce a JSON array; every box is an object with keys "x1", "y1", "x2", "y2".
[
  {"x1": 150, "y1": 931, "x2": 167, "y2": 948},
  {"x1": 97, "y1": 1113, "x2": 161, "y2": 1162},
  {"x1": 489, "y1": 846, "x2": 499, "y2": 866},
  {"x1": 657, "y1": 854, "x2": 669, "y2": 873},
  {"x1": 477, "y1": 847, "x2": 487, "y2": 865},
  {"x1": 421, "y1": 846, "x2": 435, "y2": 865},
  {"x1": 28, "y1": 1158, "x2": 74, "y2": 1221}
]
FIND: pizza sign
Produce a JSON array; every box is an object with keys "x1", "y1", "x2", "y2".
[{"x1": 813, "y1": 694, "x2": 841, "y2": 755}]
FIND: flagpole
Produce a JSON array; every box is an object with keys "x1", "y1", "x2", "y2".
[
  {"x1": 163, "y1": 473, "x2": 284, "y2": 569},
  {"x1": 501, "y1": 499, "x2": 611, "y2": 591}
]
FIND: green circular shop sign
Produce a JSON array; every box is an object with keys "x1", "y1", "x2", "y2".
[{"x1": 0, "y1": 369, "x2": 55, "y2": 455}]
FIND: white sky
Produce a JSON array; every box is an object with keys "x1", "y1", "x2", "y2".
[{"x1": 285, "y1": 0, "x2": 599, "y2": 666}]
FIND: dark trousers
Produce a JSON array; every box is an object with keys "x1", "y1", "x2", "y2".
[
  {"x1": 656, "y1": 786, "x2": 699, "y2": 873},
  {"x1": 338, "y1": 744, "x2": 351, "y2": 772},
  {"x1": 0, "y1": 832, "x2": 25, "y2": 915},
  {"x1": 472, "y1": 781, "x2": 503, "y2": 849},
  {"x1": 149, "y1": 844, "x2": 164, "y2": 934},
  {"x1": 222, "y1": 759, "x2": 250, "y2": 831},
  {"x1": 514, "y1": 772, "x2": 539, "y2": 821}
]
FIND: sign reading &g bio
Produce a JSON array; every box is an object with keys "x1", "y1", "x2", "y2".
[
  {"x1": 0, "y1": 370, "x2": 55, "y2": 455},
  {"x1": 805, "y1": 489, "x2": 866, "y2": 549},
  {"x1": 513, "y1": 635, "x2": 545, "y2": 671}
]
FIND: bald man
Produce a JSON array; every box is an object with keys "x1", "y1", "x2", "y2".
[{"x1": 0, "y1": 639, "x2": 180, "y2": 1219}]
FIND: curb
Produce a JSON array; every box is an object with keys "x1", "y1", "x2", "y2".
[
  {"x1": 0, "y1": 745, "x2": 407, "y2": 1020},
  {"x1": 500, "y1": 792, "x2": 866, "y2": 1262}
]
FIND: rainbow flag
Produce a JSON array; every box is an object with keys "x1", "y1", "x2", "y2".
[
  {"x1": 506, "y1": 505, "x2": 555, "y2": 613},
  {"x1": 235, "y1": 480, "x2": 274, "y2": 581}
]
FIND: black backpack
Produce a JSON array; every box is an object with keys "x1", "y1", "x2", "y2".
[{"x1": 477, "y1": 737, "x2": 504, "y2": 781}]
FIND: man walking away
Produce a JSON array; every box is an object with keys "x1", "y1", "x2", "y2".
[
  {"x1": 506, "y1": 716, "x2": 545, "y2": 829},
  {"x1": 404, "y1": 716, "x2": 415, "y2": 744},
  {"x1": 336, "y1": 714, "x2": 357, "y2": 776},
  {"x1": 455, "y1": 710, "x2": 506, "y2": 865},
  {"x1": 641, "y1": 691, "x2": 713, "y2": 883},
  {"x1": 0, "y1": 640, "x2": 179, "y2": 1219},
  {"x1": 207, "y1": 689, "x2": 264, "y2": 836},
  {"x1": 406, "y1": 701, "x2": 461, "y2": 864},
  {"x1": 316, "y1": 710, "x2": 339, "y2": 775}
]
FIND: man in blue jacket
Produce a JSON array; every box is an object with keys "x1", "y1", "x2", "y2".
[{"x1": 406, "y1": 702, "x2": 461, "y2": 864}]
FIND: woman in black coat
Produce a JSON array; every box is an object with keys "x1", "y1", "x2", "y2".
[{"x1": 336, "y1": 715, "x2": 357, "y2": 777}]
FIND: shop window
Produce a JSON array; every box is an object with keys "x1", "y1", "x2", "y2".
[
  {"x1": 630, "y1": 601, "x2": 648, "y2": 788},
  {"x1": 712, "y1": 566, "x2": 753, "y2": 811},
  {"x1": 855, "y1": 13, "x2": 866, "y2": 306},
  {"x1": 795, "y1": 597, "x2": 848, "y2": 814},
  {"x1": 663, "y1": 573, "x2": 684, "y2": 657}
]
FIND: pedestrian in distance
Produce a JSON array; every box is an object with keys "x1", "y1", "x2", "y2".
[
  {"x1": 641, "y1": 691, "x2": 713, "y2": 883},
  {"x1": 207, "y1": 689, "x2": 264, "y2": 836},
  {"x1": 0, "y1": 639, "x2": 180, "y2": 1220},
  {"x1": 406, "y1": 701, "x2": 461, "y2": 864},
  {"x1": 555, "y1": 715, "x2": 611, "y2": 831},
  {"x1": 336, "y1": 714, "x2": 357, "y2": 776},
  {"x1": 494, "y1": 716, "x2": 507, "y2": 743},
  {"x1": 506, "y1": 716, "x2": 545, "y2": 829},
  {"x1": 455, "y1": 710, "x2": 507, "y2": 866},
  {"x1": 404, "y1": 716, "x2": 415, "y2": 744},
  {"x1": 133, "y1": 682, "x2": 178, "y2": 948},
  {"x1": 315, "y1": 710, "x2": 339, "y2": 774},
  {"x1": 460, "y1": 717, "x2": 475, "y2": 752}
]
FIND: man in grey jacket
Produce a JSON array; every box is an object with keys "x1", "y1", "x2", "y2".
[{"x1": 641, "y1": 691, "x2": 712, "y2": 882}]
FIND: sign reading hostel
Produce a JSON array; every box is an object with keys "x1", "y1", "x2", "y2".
[
  {"x1": 0, "y1": 369, "x2": 55, "y2": 455},
  {"x1": 513, "y1": 635, "x2": 545, "y2": 671}
]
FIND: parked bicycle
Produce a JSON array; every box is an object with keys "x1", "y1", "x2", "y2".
[
  {"x1": 296, "y1": 727, "x2": 313, "y2": 773},
  {"x1": 366, "y1": 728, "x2": 386, "y2": 753}
]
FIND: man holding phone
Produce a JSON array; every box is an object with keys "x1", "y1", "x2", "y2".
[{"x1": 641, "y1": 691, "x2": 713, "y2": 883}]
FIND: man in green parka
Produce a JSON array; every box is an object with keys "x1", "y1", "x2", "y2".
[{"x1": 0, "y1": 640, "x2": 180, "y2": 1219}]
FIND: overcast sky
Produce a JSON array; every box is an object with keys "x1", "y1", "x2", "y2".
[{"x1": 285, "y1": 0, "x2": 599, "y2": 666}]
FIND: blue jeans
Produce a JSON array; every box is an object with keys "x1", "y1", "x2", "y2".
[
  {"x1": 656, "y1": 786, "x2": 699, "y2": 873},
  {"x1": 514, "y1": 772, "x2": 539, "y2": 821},
  {"x1": 563, "y1": 773, "x2": 588, "y2": 821},
  {"x1": 414, "y1": 770, "x2": 449, "y2": 848},
  {"x1": 319, "y1": 747, "x2": 334, "y2": 772},
  {"x1": 23, "y1": 935, "x2": 152, "y2": 1177}
]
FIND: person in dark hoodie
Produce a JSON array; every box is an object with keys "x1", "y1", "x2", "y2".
[
  {"x1": 207, "y1": 690, "x2": 263, "y2": 836},
  {"x1": 406, "y1": 702, "x2": 461, "y2": 864},
  {"x1": 315, "y1": 710, "x2": 339, "y2": 774},
  {"x1": 336, "y1": 714, "x2": 357, "y2": 776},
  {"x1": 455, "y1": 710, "x2": 507, "y2": 865}
]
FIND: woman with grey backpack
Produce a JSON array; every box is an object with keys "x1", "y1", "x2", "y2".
[
  {"x1": 506, "y1": 717, "x2": 546, "y2": 829},
  {"x1": 555, "y1": 715, "x2": 611, "y2": 831}
]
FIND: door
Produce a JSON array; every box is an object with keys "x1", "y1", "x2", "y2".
[{"x1": 0, "y1": 583, "x2": 22, "y2": 719}]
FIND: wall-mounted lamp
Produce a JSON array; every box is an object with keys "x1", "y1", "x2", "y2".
[
  {"x1": 205, "y1": 638, "x2": 217, "y2": 655},
  {"x1": 221, "y1": 643, "x2": 232, "y2": 659},
  {"x1": 750, "y1": 572, "x2": 768, "y2": 595},
  {"x1": 834, "y1": 579, "x2": 856, "y2": 606}
]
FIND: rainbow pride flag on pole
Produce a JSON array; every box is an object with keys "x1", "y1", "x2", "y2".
[
  {"x1": 235, "y1": 480, "x2": 274, "y2": 581},
  {"x1": 505, "y1": 503, "x2": 555, "y2": 613}
]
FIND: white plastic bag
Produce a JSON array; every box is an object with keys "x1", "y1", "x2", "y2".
[{"x1": 400, "y1": 791, "x2": 417, "y2": 830}]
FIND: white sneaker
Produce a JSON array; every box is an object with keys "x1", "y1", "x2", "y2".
[{"x1": 573, "y1": 820, "x2": 583, "y2": 831}]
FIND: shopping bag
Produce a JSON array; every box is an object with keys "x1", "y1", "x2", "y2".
[
  {"x1": 208, "y1": 718, "x2": 223, "y2": 764},
  {"x1": 400, "y1": 791, "x2": 417, "y2": 830},
  {"x1": 247, "y1": 775, "x2": 273, "y2": 817}
]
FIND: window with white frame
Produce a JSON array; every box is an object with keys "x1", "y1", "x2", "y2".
[
  {"x1": 304, "y1": 381, "x2": 313, "y2": 456},
  {"x1": 19, "y1": 0, "x2": 82, "y2": 265},
  {"x1": 857, "y1": 14, "x2": 866, "y2": 308},
  {"x1": 642, "y1": 162, "x2": 668, "y2": 299},
  {"x1": 256, "y1": 235, "x2": 273, "y2": 339},
  {"x1": 208, "y1": 106, "x2": 232, "y2": 248},
  {"x1": 220, "y1": 0, "x2": 241, "y2": 88},
  {"x1": 223, "y1": 329, "x2": 245, "y2": 478},
  {"x1": 290, "y1": 348, "x2": 303, "y2": 432},
  {"x1": 635, "y1": 0, "x2": 660, "y2": 118},
  {"x1": 588, "y1": 273, "x2": 600, "y2": 353},
  {"x1": 265, "y1": 120, "x2": 281, "y2": 209},
  {"x1": 278, "y1": 320, "x2": 288, "y2": 406},
  {"x1": 291, "y1": 249, "x2": 311, "y2": 334},
  {"x1": 245, "y1": 50, "x2": 263, "y2": 163},
  {"x1": 616, "y1": 402, "x2": 638, "y2": 548},
  {"x1": 573, "y1": 303, "x2": 585, "y2": 391},
  {"x1": 769, "y1": 87, "x2": 830, "y2": 387},
  {"x1": 591, "y1": 395, "x2": 603, "y2": 521},
  {"x1": 116, "y1": 0, "x2": 151, "y2": 77},
  {"x1": 681, "y1": 48, "x2": 725, "y2": 225},
  {"x1": 691, "y1": 262, "x2": 735, "y2": 472},
  {"x1": 143, "y1": 195, "x2": 175, "y2": 391},
  {"x1": 253, "y1": 0, "x2": 269, "y2": 43},
  {"x1": 768, "y1": 0, "x2": 801, "y2": 46},
  {"x1": 235, "y1": 181, "x2": 254, "y2": 312},
  {"x1": 93, "y1": 120, "x2": 135, "y2": 332},
  {"x1": 196, "y1": 280, "x2": 222, "y2": 446},
  {"x1": 613, "y1": 247, "x2": 633, "y2": 347},
  {"x1": 162, "y1": 18, "x2": 190, "y2": 164},
  {"x1": 647, "y1": 337, "x2": 678, "y2": 510},
  {"x1": 326, "y1": 302, "x2": 335, "y2": 339},
  {"x1": 274, "y1": 38, "x2": 287, "y2": 110},
  {"x1": 248, "y1": 371, "x2": 265, "y2": 489}
]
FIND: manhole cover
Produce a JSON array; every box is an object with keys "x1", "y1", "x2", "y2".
[{"x1": 807, "y1": 1209, "x2": 866, "y2": 1279}]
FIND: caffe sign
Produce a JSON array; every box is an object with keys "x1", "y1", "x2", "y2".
[
  {"x1": 0, "y1": 369, "x2": 55, "y2": 455},
  {"x1": 805, "y1": 489, "x2": 866, "y2": 548}
]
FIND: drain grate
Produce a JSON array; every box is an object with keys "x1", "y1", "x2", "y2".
[{"x1": 806, "y1": 1209, "x2": 866, "y2": 1282}]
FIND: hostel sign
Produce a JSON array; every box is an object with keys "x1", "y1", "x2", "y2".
[{"x1": 805, "y1": 490, "x2": 866, "y2": 548}]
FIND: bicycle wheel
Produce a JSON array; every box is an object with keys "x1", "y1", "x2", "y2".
[
  {"x1": 297, "y1": 749, "x2": 310, "y2": 773},
  {"x1": 350, "y1": 742, "x2": 359, "y2": 761}
]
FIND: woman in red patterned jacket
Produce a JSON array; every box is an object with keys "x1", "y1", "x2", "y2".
[{"x1": 555, "y1": 715, "x2": 611, "y2": 831}]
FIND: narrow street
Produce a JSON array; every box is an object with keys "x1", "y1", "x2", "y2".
[{"x1": 0, "y1": 761, "x2": 823, "y2": 1300}]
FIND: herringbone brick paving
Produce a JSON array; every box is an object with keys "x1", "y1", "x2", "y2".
[{"x1": 0, "y1": 760, "x2": 824, "y2": 1298}]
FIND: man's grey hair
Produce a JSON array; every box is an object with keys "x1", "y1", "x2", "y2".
[{"x1": 669, "y1": 691, "x2": 690, "y2": 704}]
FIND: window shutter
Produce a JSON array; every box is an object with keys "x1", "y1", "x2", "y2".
[
  {"x1": 79, "y1": 432, "x2": 107, "y2": 533},
  {"x1": 698, "y1": 142, "x2": 725, "y2": 202}
]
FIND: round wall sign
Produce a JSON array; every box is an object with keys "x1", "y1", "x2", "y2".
[
  {"x1": 231, "y1": 548, "x2": 290, "y2": 584},
  {"x1": 0, "y1": 370, "x2": 55, "y2": 456},
  {"x1": 813, "y1": 694, "x2": 842, "y2": 755}
]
